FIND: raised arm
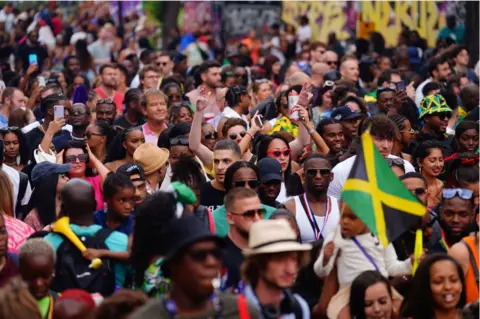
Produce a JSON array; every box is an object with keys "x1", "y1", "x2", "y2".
[
  {"x1": 289, "y1": 83, "x2": 314, "y2": 156},
  {"x1": 40, "y1": 118, "x2": 65, "y2": 155},
  {"x1": 302, "y1": 117, "x2": 329, "y2": 154},
  {"x1": 238, "y1": 111, "x2": 262, "y2": 155},
  {"x1": 188, "y1": 87, "x2": 213, "y2": 170},
  {"x1": 86, "y1": 144, "x2": 110, "y2": 190}
]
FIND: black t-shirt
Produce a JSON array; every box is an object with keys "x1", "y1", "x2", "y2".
[
  {"x1": 199, "y1": 182, "x2": 225, "y2": 212},
  {"x1": 221, "y1": 236, "x2": 244, "y2": 293},
  {"x1": 113, "y1": 115, "x2": 145, "y2": 129},
  {"x1": 17, "y1": 43, "x2": 48, "y2": 72}
]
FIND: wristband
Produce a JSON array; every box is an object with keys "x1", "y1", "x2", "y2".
[
  {"x1": 307, "y1": 127, "x2": 315, "y2": 135},
  {"x1": 246, "y1": 132, "x2": 255, "y2": 139}
]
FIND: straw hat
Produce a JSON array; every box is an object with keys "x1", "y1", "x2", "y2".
[
  {"x1": 243, "y1": 219, "x2": 311, "y2": 256},
  {"x1": 133, "y1": 144, "x2": 169, "y2": 176}
]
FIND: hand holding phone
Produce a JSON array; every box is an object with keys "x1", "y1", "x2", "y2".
[
  {"x1": 29, "y1": 54, "x2": 38, "y2": 65},
  {"x1": 395, "y1": 80, "x2": 406, "y2": 91}
]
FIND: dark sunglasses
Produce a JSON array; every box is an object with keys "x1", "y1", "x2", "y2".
[
  {"x1": 267, "y1": 149, "x2": 292, "y2": 157},
  {"x1": 433, "y1": 112, "x2": 452, "y2": 119},
  {"x1": 84, "y1": 132, "x2": 103, "y2": 139},
  {"x1": 327, "y1": 61, "x2": 338, "y2": 66},
  {"x1": 65, "y1": 153, "x2": 88, "y2": 163},
  {"x1": 187, "y1": 248, "x2": 223, "y2": 263},
  {"x1": 229, "y1": 132, "x2": 246, "y2": 140},
  {"x1": 71, "y1": 108, "x2": 88, "y2": 116},
  {"x1": 230, "y1": 208, "x2": 266, "y2": 220},
  {"x1": 234, "y1": 179, "x2": 259, "y2": 189},
  {"x1": 412, "y1": 188, "x2": 427, "y2": 196},
  {"x1": 235, "y1": 73, "x2": 246, "y2": 78},
  {"x1": 306, "y1": 169, "x2": 331, "y2": 178},
  {"x1": 442, "y1": 188, "x2": 473, "y2": 200},
  {"x1": 203, "y1": 131, "x2": 217, "y2": 140},
  {"x1": 170, "y1": 136, "x2": 189, "y2": 146},
  {"x1": 97, "y1": 98, "x2": 115, "y2": 105}
]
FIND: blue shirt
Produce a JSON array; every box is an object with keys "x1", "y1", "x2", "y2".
[
  {"x1": 44, "y1": 224, "x2": 128, "y2": 288},
  {"x1": 0, "y1": 114, "x2": 8, "y2": 129},
  {"x1": 94, "y1": 209, "x2": 135, "y2": 236}
]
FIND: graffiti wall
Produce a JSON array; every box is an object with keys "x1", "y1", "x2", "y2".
[
  {"x1": 282, "y1": 1, "x2": 357, "y2": 43},
  {"x1": 358, "y1": 1, "x2": 447, "y2": 47}
]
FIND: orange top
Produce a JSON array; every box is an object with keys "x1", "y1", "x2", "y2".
[{"x1": 463, "y1": 235, "x2": 479, "y2": 303}]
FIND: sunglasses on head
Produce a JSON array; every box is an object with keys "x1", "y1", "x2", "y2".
[
  {"x1": 170, "y1": 136, "x2": 189, "y2": 146},
  {"x1": 229, "y1": 132, "x2": 246, "y2": 140},
  {"x1": 442, "y1": 188, "x2": 473, "y2": 200},
  {"x1": 306, "y1": 168, "x2": 331, "y2": 178},
  {"x1": 230, "y1": 208, "x2": 266, "y2": 220},
  {"x1": 65, "y1": 153, "x2": 88, "y2": 163},
  {"x1": 0, "y1": 126, "x2": 19, "y2": 134},
  {"x1": 187, "y1": 247, "x2": 223, "y2": 263},
  {"x1": 386, "y1": 158, "x2": 404, "y2": 168},
  {"x1": 97, "y1": 98, "x2": 115, "y2": 105},
  {"x1": 267, "y1": 149, "x2": 292, "y2": 158},
  {"x1": 234, "y1": 179, "x2": 259, "y2": 189},
  {"x1": 204, "y1": 131, "x2": 217, "y2": 140}
]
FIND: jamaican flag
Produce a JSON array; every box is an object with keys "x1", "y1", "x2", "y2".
[{"x1": 341, "y1": 131, "x2": 426, "y2": 247}]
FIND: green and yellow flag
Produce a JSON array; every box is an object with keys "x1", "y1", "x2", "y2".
[{"x1": 341, "y1": 131, "x2": 426, "y2": 247}]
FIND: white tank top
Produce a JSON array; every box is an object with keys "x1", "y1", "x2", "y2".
[{"x1": 294, "y1": 194, "x2": 340, "y2": 243}]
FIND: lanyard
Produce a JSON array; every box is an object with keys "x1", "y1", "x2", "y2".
[
  {"x1": 164, "y1": 294, "x2": 222, "y2": 318},
  {"x1": 440, "y1": 229, "x2": 450, "y2": 252},
  {"x1": 302, "y1": 194, "x2": 331, "y2": 240},
  {"x1": 352, "y1": 237, "x2": 380, "y2": 272}
]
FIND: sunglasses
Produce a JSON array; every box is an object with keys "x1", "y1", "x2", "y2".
[
  {"x1": 71, "y1": 108, "x2": 88, "y2": 116},
  {"x1": 235, "y1": 73, "x2": 246, "y2": 78},
  {"x1": 401, "y1": 128, "x2": 415, "y2": 134},
  {"x1": 97, "y1": 98, "x2": 115, "y2": 105},
  {"x1": 306, "y1": 169, "x2": 331, "y2": 178},
  {"x1": 412, "y1": 188, "x2": 427, "y2": 196},
  {"x1": 229, "y1": 132, "x2": 246, "y2": 140},
  {"x1": 386, "y1": 158, "x2": 404, "y2": 168},
  {"x1": 267, "y1": 149, "x2": 292, "y2": 158},
  {"x1": 433, "y1": 112, "x2": 452, "y2": 119},
  {"x1": 203, "y1": 131, "x2": 217, "y2": 140},
  {"x1": 187, "y1": 248, "x2": 223, "y2": 263},
  {"x1": 84, "y1": 132, "x2": 103, "y2": 139},
  {"x1": 65, "y1": 153, "x2": 88, "y2": 163},
  {"x1": 442, "y1": 188, "x2": 473, "y2": 200},
  {"x1": 170, "y1": 136, "x2": 189, "y2": 146},
  {"x1": 234, "y1": 179, "x2": 259, "y2": 188},
  {"x1": 230, "y1": 208, "x2": 266, "y2": 220},
  {"x1": 327, "y1": 61, "x2": 338, "y2": 66}
]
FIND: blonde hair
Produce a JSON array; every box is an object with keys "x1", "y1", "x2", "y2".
[
  {"x1": 0, "y1": 277, "x2": 42, "y2": 319},
  {"x1": 0, "y1": 171, "x2": 14, "y2": 217}
]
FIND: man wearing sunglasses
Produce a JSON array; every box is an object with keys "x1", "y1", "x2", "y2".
[
  {"x1": 285, "y1": 154, "x2": 340, "y2": 243},
  {"x1": 155, "y1": 52, "x2": 174, "y2": 80},
  {"x1": 320, "y1": 50, "x2": 339, "y2": 71},
  {"x1": 131, "y1": 215, "x2": 260, "y2": 318},
  {"x1": 222, "y1": 188, "x2": 264, "y2": 293},
  {"x1": 432, "y1": 188, "x2": 477, "y2": 253}
]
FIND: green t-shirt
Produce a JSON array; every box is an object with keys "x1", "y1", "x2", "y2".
[{"x1": 212, "y1": 204, "x2": 276, "y2": 237}]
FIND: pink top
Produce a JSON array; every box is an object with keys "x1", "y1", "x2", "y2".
[
  {"x1": 24, "y1": 209, "x2": 43, "y2": 232},
  {"x1": 142, "y1": 122, "x2": 167, "y2": 145},
  {"x1": 93, "y1": 88, "x2": 125, "y2": 114},
  {"x1": 87, "y1": 175, "x2": 104, "y2": 211},
  {"x1": 5, "y1": 215, "x2": 35, "y2": 253}
]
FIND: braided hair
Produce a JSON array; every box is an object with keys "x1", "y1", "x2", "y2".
[
  {"x1": 445, "y1": 152, "x2": 479, "y2": 188},
  {"x1": 225, "y1": 85, "x2": 248, "y2": 108},
  {"x1": 388, "y1": 114, "x2": 408, "y2": 131}
]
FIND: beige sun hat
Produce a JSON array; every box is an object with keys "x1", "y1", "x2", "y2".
[
  {"x1": 243, "y1": 219, "x2": 312, "y2": 256},
  {"x1": 133, "y1": 143, "x2": 169, "y2": 176}
]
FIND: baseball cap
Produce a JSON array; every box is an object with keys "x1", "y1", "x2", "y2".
[
  {"x1": 323, "y1": 70, "x2": 341, "y2": 82},
  {"x1": 419, "y1": 94, "x2": 453, "y2": 119},
  {"x1": 331, "y1": 105, "x2": 363, "y2": 121},
  {"x1": 31, "y1": 162, "x2": 72, "y2": 186},
  {"x1": 257, "y1": 158, "x2": 282, "y2": 183},
  {"x1": 117, "y1": 163, "x2": 146, "y2": 181}
]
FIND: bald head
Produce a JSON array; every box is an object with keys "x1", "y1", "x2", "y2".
[
  {"x1": 285, "y1": 64, "x2": 301, "y2": 81},
  {"x1": 61, "y1": 178, "x2": 96, "y2": 219},
  {"x1": 460, "y1": 83, "x2": 479, "y2": 111},
  {"x1": 340, "y1": 57, "x2": 359, "y2": 83},
  {"x1": 321, "y1": 51, "x2": 339, "y2": 70},
  {"x1": 288, "y1": 71, "x2": 311, "y2": 87}
]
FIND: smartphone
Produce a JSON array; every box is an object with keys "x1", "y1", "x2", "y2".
[
  {"x1": 54, "y1": 105, "x2": 64, "y2": 120},
  {"x1": 395, "y1": 80, "x2": 406, "y2": 91},
  {"x1": 254, "y1": 116, "x2": 264, "y2": 129},
  {"x1": 37, "y1": 76, "x2": 46, "y2": 87},
  {"x1": 29, "y1": 54, "x2": 38, "y2": 65}
]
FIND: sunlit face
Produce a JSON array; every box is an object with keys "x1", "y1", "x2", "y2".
[
  {"x1": 177, "y1": 106, "x2": 193, "y2": 124},
  {"x1": 226, "y1": 125, "x2": 247, "y2": 145},
  {"x1": 255, "y1": 83, "x2": 273, "y2": 102},
  {"x1": 267, "y1": 138, "x2": 290, "y2": 173},
  {"x1": 85, "y1": 124, "x2": 105, "y2": 149},
  {"x1": 64, "y1": 148, "x2": 87, "y2": 177},
  {"x1": 123, "y1": 130, "x2": 145, "y2": 157},
  {"x1": 101, "y1": 67, "x2": 118, "y2": 88},
  {"x1": 429, "y1": 260, "x2": 463, "y2": 311},
  {"x1": 419, "y1": 148, "x2": 444, "y2": 178},
  {"x1": 363, "y1": 282, "x2": 393, "y2": 319},
  {"x1": 341, "y1": 59, "x2": 359, "y2": 82},
  {"x1": 457, "y1": 129, "x2": 479, "y2": 153},
  {"x1": 340, "y1": 203, "x2": 367, "y2": 238},
  {"x1": 108, "y1": 187, "x2": 135, "y2": 218},
  {"x1": 262, "y1": 252, "x2": 301, "y2": 288},
  {"x1": 142, "y1": 70, "x2": 160, "y2": 91},
  {"x1": 3, "y1": 132, "x2": 19, "y2": 160},
  {"x1": 321, "y1": 123, "x2": 344, "y2": 154},
  {"x1": 227, "y1": 195, "x2": 262, "y2": 235},
  {"x1": 213, "y1": 150, "x2": 239, "y2": 183},
  {"x1": 143, "y1": 94, "x2": 167, "y2": 122},
  {"x1": 371, "y1": 135, "x2": 393, "y2": 158}
]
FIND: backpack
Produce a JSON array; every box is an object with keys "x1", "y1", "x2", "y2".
[
  {"x1": 51, "y1": 228, "x2": 116, "y2": 296},
  {"x1": 15, "y1": 171, "x2": 28, "y2": 219}
]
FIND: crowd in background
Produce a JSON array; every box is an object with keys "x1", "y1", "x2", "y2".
[{"x1": 0, "y1": 2, "x2": 478, "y2": 319}]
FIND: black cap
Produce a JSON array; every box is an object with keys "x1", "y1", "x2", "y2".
[
  {"x1": 257, "y1": 158, "x2": 282, "y2": 183},
  {"x1": 331, "y1": 105, "x2": 363, "y2": 121},
  {"x1": 323, "y1": 70, "x2": 341, "y2": 82},
  {"x1": 31, "y1": 162, "x2": 72, "y2": 186},
  {"x1": 117, "y1": 163, "x2": 146, "y2": 181}
]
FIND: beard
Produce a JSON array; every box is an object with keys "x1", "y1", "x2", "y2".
[{"x1": 439, "y1": 219, "x2": 472, "y2": 245}]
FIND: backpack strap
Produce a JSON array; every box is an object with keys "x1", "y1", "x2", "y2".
[
  {"x1": 237, "y1": 294, "x2": 250, "y2": 319},
  {"x1": 15, "y1": 171, "x2": 29, "y2": 218},
  {"x1": 461, "y1": 239, "x2": 479, "y2": 288},
  {"x1": 94, "y1": 228, "x2": 114, "y2": 243}
]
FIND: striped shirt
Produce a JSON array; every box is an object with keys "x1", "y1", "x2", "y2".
[{"x1": 5, "y1": 215, "x2": 35, "y2": 253}]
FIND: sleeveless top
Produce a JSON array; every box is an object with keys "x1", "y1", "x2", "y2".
[
  {"x1": 463, "y1": 235, "x2": 479, "y2": 303},
  {"x1": 293, "y1": 195, "x2": 340, "y2": 243}
]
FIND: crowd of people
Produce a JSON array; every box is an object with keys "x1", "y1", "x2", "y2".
[{"x1": 0, "y1": 3, "x2": 478, "y2": 319}]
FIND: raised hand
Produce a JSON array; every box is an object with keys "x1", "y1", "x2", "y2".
[
  {"x1": 196, "y1": 86, "x2": 209, "y2": 113},
  {"x1": 298, "y1": 81, "x2": 313, "y2": 107},
  {"x1": 47, "y1": 117, "x2": 66, "y2": 135}
]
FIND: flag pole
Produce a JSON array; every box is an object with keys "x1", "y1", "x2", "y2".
[{"x1": 412, "y1": 229, "x2": 423, "y2": 275}]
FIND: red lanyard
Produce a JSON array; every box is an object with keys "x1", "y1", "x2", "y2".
[{"x1": 303, "y1": 194, "x2": 331, "y2": 240}]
